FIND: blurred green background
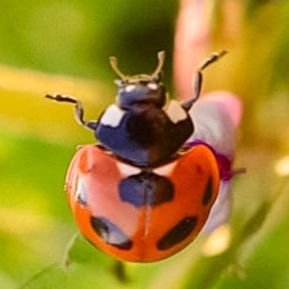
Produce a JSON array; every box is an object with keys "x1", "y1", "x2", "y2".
[{"x1": 1, "y1": 0, "x2": 289, "y2": 289}]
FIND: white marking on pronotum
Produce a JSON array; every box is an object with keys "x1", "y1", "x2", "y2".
[
  {"x1": 166, "y1": 100, "x2": 188, "y2": 123},
  {"x1": 100, "y1": 104, "x2": 126, "y2": 127},
  {"x1": 117, "y1": 162, "x2": 142, "y2": 176},
  {"x1": 153, "y1": 162, "x2": 177, "y2": 176}
]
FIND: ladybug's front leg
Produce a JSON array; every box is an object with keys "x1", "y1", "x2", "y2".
[
  {"x1": 182, "y1": 50, "x2": 227, "y2": 111},
  {"x1": 46, "y1": 94, "x2": 98, "y2": 131}
]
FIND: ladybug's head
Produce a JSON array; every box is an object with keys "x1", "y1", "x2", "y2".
[{"x1": 110, "y1": 51, "x2": 167, "y2": 110}]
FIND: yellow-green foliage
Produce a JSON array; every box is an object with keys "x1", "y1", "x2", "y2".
[{"x1": 1, "y1": 1, "x2": 289, "y2": 289}]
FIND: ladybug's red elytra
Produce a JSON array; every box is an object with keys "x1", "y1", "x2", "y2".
[{"x1": 46, "y1": 51, "x2": 233, "y2": 262}]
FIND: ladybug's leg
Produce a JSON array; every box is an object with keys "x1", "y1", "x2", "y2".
[
  {"x1": 195, "y1": 50, "x2": 228, "y2": 100},
  {"x1": 46, "y1": 94, "x2": 98, "y2": 130},
  {"x1": 182, "y1": 50, "x2": 227, "y2": 111}
]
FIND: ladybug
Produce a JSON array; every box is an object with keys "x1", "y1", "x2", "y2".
[{"x1": 46, "y1": 50, "x2": 230, "y2": 262}]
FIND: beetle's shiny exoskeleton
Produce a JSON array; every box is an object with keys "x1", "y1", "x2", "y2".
[{"x1": 46, "y1": 51, "x2": 233, "y2": 262}]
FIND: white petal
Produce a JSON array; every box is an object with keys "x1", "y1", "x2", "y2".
[
  {"x1": 202, "y1": 180, "x2": 232, "y2": 233},
  {"x1": 188, "y1": 94, "x2": 237, "y2": 158}
]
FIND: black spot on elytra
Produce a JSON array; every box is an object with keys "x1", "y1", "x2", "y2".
[
  {"x1": 157, "y1": 216, "x2": 198, "y2": 250},
  {"x1": 119, "y1": 172, "x2": 174, "y2": 207},
  {"x1": 90, "y1": 217, "x2": 132, "y2": 250},
  {"x1": 202, "y1": 177, "x2": 213, "y2": 205}
]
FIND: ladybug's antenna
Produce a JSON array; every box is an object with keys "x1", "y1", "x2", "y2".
[
  {"x1": 109, "y1": 56, "x2": 127, "y2": 81},
  {"x1": 110, "y1": 51, "x2": 165, "y2": 82},
  {"x1": 151, "y1": 51, "x2": 165, "y2": 79}
]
